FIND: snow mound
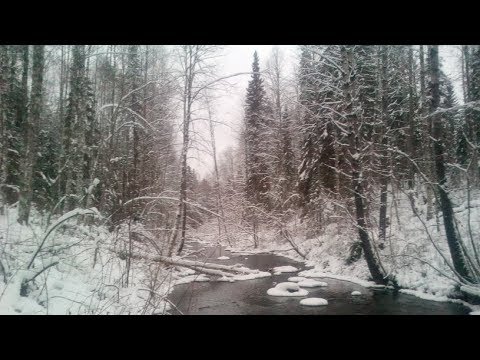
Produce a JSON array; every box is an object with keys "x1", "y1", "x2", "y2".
[
  {"x1": 267, "y1": 282, "x2": 309, "y2": 297},
  {"x1": 288, "y1": 276, "x2": 307, "y2": 283},
  {"x1": 272, "y1": 266, "x2": 298, "y2": 275},
  {"x1": 174, "y1": 274, "x2": 210, "y2": 285},
  {"x1": 217, "y1": 256, "x2": 230, "y2": 260},
  {"x1": 298, "y1": 269, "x2": 383, "y2": 288},
  {"x1": 351, "y1": 291, "x2": 362, "y2": 296},
  {"x1": 176, "y1": 268, "x2": 196, "y2": 276},
  {"x1": 217, "y1": 271, "x2": 271, "y2": 282},
  {"x1": 232, "y1": 271, "x2": 271, "y2": 281},
  {"x1": 300, "y1": 298, "x2": 328, "y2": 306},
  {"x1": 298, "y1": 279, "x2": 328, "y2": 288}
]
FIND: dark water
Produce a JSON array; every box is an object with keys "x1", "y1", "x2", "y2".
[{"x1": 168, "y1": 242, "x2": 469, "y2": 315}]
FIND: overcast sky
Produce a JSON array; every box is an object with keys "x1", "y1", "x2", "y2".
[{"x1": 188, "y1": 45, "x2": 464, "y2": 179}]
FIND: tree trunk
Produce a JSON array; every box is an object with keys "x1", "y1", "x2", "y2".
[
  {"x1": 0, "y1": 46, "x2": 8, "y2": 213},
  {"x1": 173, "y1": 87, "x2": 191, "y2": 256},
  {"x1": 466, "y1": 45, "x2": 480, "y2": 186},
  {"x1": 420, "y1": 45, "x2": 435, "y2": 220},
  {"x1": 170, "y1": 46, "x2": 196, "y2": 256},
  {"x1": 60, "y1": 45, "x2": 87, "y2": 212},
  {"x1": 407, "y1": 45, "x2": 416, "y2": 189},
  {"x1": 4, "y1": 46, "x2": 29, "y2": 205},
  {"x1": 378, "y1": 46, "x2": 389, "y2": 246},
  {"x1": 18, "y1": 45, "x2": 44, "y2": 224},
  {"x1": 378, "y1": 178, "x2": 388, "y2": 245},
  {"x1": 342, "y1": 46, "x2": 387, "y2": 285},
  {"x1": 428, "y1": 45, "x2": 473, "y2": 282},
  {"x1": 207, "y1": 98, "x2": 229, "y2": 243}
]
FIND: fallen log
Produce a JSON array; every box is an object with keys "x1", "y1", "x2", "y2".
[
  {"x1": 110, "y1": 248, "x2": 266, "y2": 279},
  {"x1": 157, "y1": 255, "x2": 249, "y2": 273}
]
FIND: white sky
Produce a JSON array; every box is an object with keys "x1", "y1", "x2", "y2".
[
  {"x1": 188, "y1": 45, "x2": 463, "y2": 179},
  {"x1": 209, "y1": 46, "x2": 296, "y2": 148}
]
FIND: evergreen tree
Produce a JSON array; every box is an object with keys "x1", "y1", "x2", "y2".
[
  {"x1": 2, "y1": 46, "x2": 29, "y2": 204},
  {"x1": 18, "y1": 45, "x2": 45, "y2": 224},
  {"x1": 59, "y1": 45, "x2": 87, "y2": 211},
  {"x1": 297, "y1": 46, "x2": 340, "y2": 219},
  {"x1": 278, "y1": 107, "x2": 296, "y2": 209},
  {"x1": 244, "y1": 51, "x2": 270, "y2": 209},
  {"x1": 428, "y1": 45, "x2": 473, "y2": 282}
]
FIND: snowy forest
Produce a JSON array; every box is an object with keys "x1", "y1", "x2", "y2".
[{"x1": 1, "y1": 45, "x2": 480, "y2": 315}]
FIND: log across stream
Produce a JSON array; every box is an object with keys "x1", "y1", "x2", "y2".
[{"x1": 167, "y1": 242, "x2": 470, "y2": 315}]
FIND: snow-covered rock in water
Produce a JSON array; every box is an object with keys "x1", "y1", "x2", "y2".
[
  {"x1": 297, "y1": 279, "x2": 328, "y2": 288},
  {"x1": 300, "y1": 298, "x2": 328, "y2": 306},
  {"x1": 267, "y1": 282, "x2": 308, "y2": 297},
  {"x1": 217, "y1": 256, "x2": 230, "y2": 260},
  {"x1": 351, "y1": 291, "x2": 362, "y2": 296},
  {"x1": 288, "y1": 276, "x2": 307, "y2": 283},
  {"x1": 272, "y1": 266, "x2": 298, "y2": 275}
]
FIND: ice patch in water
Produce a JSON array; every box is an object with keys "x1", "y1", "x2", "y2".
[{"x1": 351, "y1": 291, "x2": 362, "y2": 296}]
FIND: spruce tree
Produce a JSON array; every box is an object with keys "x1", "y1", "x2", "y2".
[
  {"x1": 3, "y1": 46, "x2": 29, "y2": 204},
  {"x1": 278, "y1": 107, "x2": 296, "y2": 209},
  {"x1": 244, "y1": 51, "x2": 270, "y2": 209},
  {"x1": 297, "y1": 46, "x2": 339, "y2": 215},
  {"x1": 18, "y1": 45, "x2": 45, "y2": 224}
]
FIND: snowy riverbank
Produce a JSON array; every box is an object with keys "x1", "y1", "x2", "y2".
[
  {"x1": 194, "y1": 187, "x2": 480, "y2": 314},
  {"x1": 0, "y1": 207, "x2": 179, "y2": 315}
]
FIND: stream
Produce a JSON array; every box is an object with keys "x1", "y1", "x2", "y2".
[{"x1": 167, "y1": 242, "x2": 470, "y2": 315}]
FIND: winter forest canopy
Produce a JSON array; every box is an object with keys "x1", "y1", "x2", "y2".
[{"x1": 1, "y1": 45, "x2": 480, "y2": 315}]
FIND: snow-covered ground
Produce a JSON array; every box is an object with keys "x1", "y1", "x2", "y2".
[
  {"x1": 3, "y1": 185, "x2": 480, "y2": 314},
  {"x1": 0, "y1": 206, "x2": 273, "y2": 314},
  {"x1": 0, "y1": 206, "x2": 178, "y2": 315},
  {"x1": 291, "y1": 188, "x2": 480, "y2": 309}
]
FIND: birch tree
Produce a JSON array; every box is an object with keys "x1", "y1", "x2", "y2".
[{"x1": 167, "y1": 45, "x2": 221, "y2": 256}]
